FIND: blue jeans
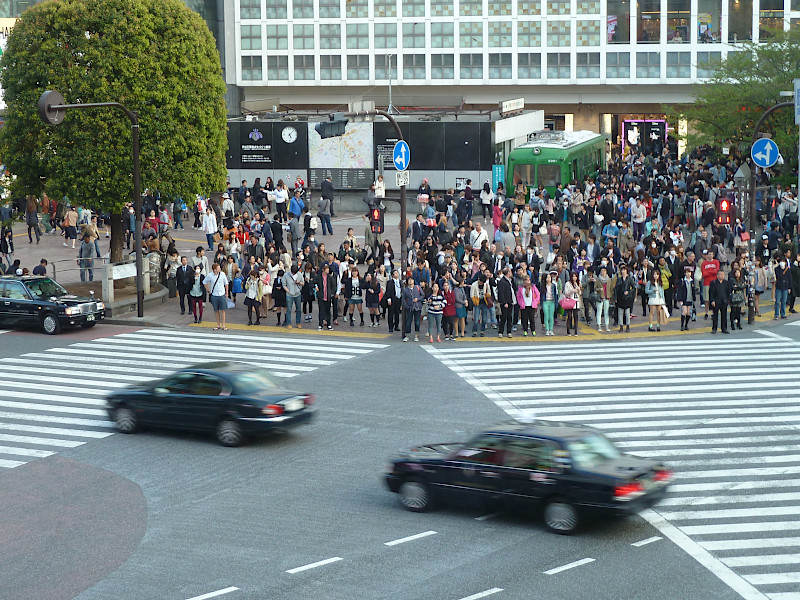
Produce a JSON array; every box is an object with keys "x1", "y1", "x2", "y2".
[
  {"x1": 403, "y1": 308, "x2": 421, "y2": 335},
  {"x1": 472, "y1": 303, "x2": 491, "y2": 333},
  {"x1": 320, "y1": 214, "x2": 333, "y2": 235},
  {"x1": 427, "y1": 312, "x2": 442, "y2": 337},
  {"x1": 287, "y1": 294, "x2": 302, "y2": 325},
  {"x1": 775, "y1": 288, "x2": 789, "y2": 318},
  {"x1": 206, "y1": 233, "x2": 215, "y2": 250}
]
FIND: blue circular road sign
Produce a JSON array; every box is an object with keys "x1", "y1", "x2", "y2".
[
  {"x1": 751, "y1": 138, "x2": 779, "y2": 169},
  {"x1": 393, "y1": 141, "x2": 410, "y2": 171}
]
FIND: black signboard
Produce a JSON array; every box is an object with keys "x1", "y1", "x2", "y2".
[
  {"x1": 273, "y1": 123, "x2": 309, "y2": 169},
  {"x1": 309, "y1": 168, "x2": 374, "y2": 190},
  {"x1": 226, "y1": 122, "x2": 242, "y2": 169},
  {"x1": 240, "y1": 122, "x2": 273, "y2": 165}
]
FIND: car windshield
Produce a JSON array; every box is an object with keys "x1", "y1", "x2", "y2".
[
  {"x1": 26, "y1": 278, "x2": 69, "y2": 300},
  {"x1": 566, "y1": 433, "x2": 622, "y2": 469},
  {"x1": 233, "y1": 370, "x2": 282, "y2": 394}
]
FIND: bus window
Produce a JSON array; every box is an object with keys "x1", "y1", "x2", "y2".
[
  {"x1": 513, "y1": 164, "x2": 533, "y2": 188},
  {"x1": 572, "y1": 159, "x2": 578, "y2": 180},
  {"x1": 538, "y1": 164, "x2": 561, "y2": 188}
]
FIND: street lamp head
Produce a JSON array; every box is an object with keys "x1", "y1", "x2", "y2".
[{"x1": 38, "y1": 90, "x2": 66, "y2": 125}]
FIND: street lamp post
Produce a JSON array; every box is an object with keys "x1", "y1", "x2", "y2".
[{"x1": 38, "y1": 90, "x2": 144, "y2": 317}]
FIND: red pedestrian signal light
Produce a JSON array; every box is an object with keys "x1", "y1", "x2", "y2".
[
  {"x1": 720, "y1": 199, "x2": 729, "y2": 212},
  {"x1": 717, "y1": 197, "x2": 733, "y2": 225},
  {"x1": 370, "y1": 207, "x2": 384, "y2": 234}
]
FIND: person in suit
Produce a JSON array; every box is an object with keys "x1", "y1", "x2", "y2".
[
  {"x1": 411, "y1": 213, "x2": 426, "y2": 244},
  {"x1": 383, "y1": 269, "x2": 403, "y2": 334},
  {"x1": 321, "y1": 175, "x2": 335, "y2": 218},
  {"x1": 708, "y1": 269, "x2": 730, "y2": 334},
  {"x1": 496, "y1": 267, "x2": 516, "y2": 338},
  {"x1": 175, "y1": 255, "x2": 194, "y2": 315}
]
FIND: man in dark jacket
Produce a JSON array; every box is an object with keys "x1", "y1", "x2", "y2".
[
  {"x1": 614, "y1": 264, "x2": 637, "y2": 332},
  {"x1": 384, "y1": 269, "x2": 403, "y2": 334},
  {"x1": 321, "y1": 176, "x2": 335, "y2": 218},
  {"x1": 496, "y1": 267, "x2": 515, "y2": 338},
  {"x1": 708, "y1": 269, "x2": 730, "y2": 333},
  {"x1": 175, "y1": 256, "x2": 193, "y2": 315},
  {"x1": 315, "y1": 263, "x2": 337, "y2": 330},
  {"x1": 270, "y1": 216, "x2": 284, "y2": 251}
]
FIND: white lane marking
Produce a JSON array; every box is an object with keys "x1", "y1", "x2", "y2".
[
  {"x1": 534, "y1": 405, "x2": 800, "y2": 422},
  {"x1": 0, "y1": 458, "x2": 25, "y2": 468},
  {"x1": 723, "y1": 554, "x2": 800, "y2": 568},
  {"x1": 634, "y1": 444, "x2": 800, "y2": 458},
  {"x1": 0, "y1": 445, "x2": 53, "y2": 458},
  {"x1": 754, "y1": 329, "x2": 794, "y2": 341},
  {"x1": 543, "y1": 557, "x2": 595, "y2": 575},
  {"x1": 0, "y1": 384, "x2": 108, "y2": 401},
  {"x1": 0, "y1": 369, "x2": 122, "y2": 389},
  {"x1": 141, "y1": 328, "x2": 389, "y2": 350},
  {"x1": 701, "y1": 538, "x2": 800, "y2": 552},
  {"x1": 553, "y1": 414, "x2": 800, "y2": 430},
  {"x1": 475, "y1": 512, "x2": 501, "y2": 521},
  {"x1": 668, "y1": 454, "x2": 800, "y2": 468},
  {"x1": 671, "y1": 479, "x2": 800, "y2": 492},
  {"x1": 0, "y1": 330, "x2": 9, "y2": 334},
  {"x1": 631, "y1": 536, "x2": 662, "y2": 547},
  {"x1": 618, "y1": 435, "x2": 800, "y2": 449},
  {"x1": 681, "y1": 521, "x2": 800, "y2": 536},
  {"x1": 512, "y1": 388, "x2": 799, "y2": 403},
  {"x1": 501, "y1": 381, "x2": 800, "y2": 399},
  {"x1": 0, "y1": 434, "x2": 83, "y2": 448},
  {"x1": 435, "y1": 338, "x2": 779, "y2": 354},
  {"x1": 0, "y1": 423, "x2": 112, "y2": 438},
  {"x1": 660, "y1": 491, "x2": 800, "y2": 506},
  {"x1": 533, "y1": 395, "x2": 800, "y2": 413},
  {"x1": 744, "y1": 573, "x2": 800, "y2": 585},
  {"x1": 766, "y1": 593, "x2": 800, "y2": 600},
  {"x1": 0, "y1": 400, "x2": 106, "y2": 416},
  {"x1": 662, "y1": 506, "x2": 800, "y2": 521},
  {"x1": 639, "y1": 509, "x2": 768, "y2": 600},
  {"x1": 384, "y1": 530, "x2": 437, "y2": 546},
  {"x1": 456, "y1": 588, "x2": 504, "y2": 600},
  {"x1": 285, "y1": 556, "x2": 343, "y2": 574},
  {"x1": 611, "y1": 425, "x2": 800, "y2": 438},
  {"x1": 0, "y1": 356, "x2": 173, "y2": 376},
  {"x1": 0, "y1": 411, "x2": 112, "y2": 427},
  {"x1": 38, "y1": 349, "x2": 196, "y2": 368},
  {"x1": 185, "y1": 587, "x2": 239, "y2": 600}
]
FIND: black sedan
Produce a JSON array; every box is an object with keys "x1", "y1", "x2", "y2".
[
  {"x1": 385, "y1": 420, "x2": 672, "y2": 534},
  {"x1": 0, "y1": 275, "x2": 105, "y2": 334},
  {"x1": 106, "y1": 362, "x2": 315, "y2": 446}
]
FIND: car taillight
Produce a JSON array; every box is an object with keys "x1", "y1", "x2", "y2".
[
  {"x1": 262, "y1": 404, "x2": 284, "y2": 416},
  {"x1": 304, "y1": 394, "x2": 315, "y2": 406},
  {"x1": 614, "y1": 482, "x2": 645, "y2": 501},
  {"x1": 653, "y1": 469, "x2": 673, "y2": 483}
]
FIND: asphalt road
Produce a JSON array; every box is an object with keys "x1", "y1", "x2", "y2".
[{"x1": 4, "y1": 323, "x2": 798, "y2": 600}]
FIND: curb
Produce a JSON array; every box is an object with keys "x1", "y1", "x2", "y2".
[{"x1": 102, "y1": 318, "x2": 176, "y2": 328}]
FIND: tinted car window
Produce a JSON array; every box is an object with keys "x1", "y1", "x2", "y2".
[
  {"x1": 566, "y1": 433, "x2": 622, "y2": 469},
  {"x1": 4, "y1": 281, "x2": 30, "y2": 300},
  {"x1": 191, "y1": 374, "x2": 224, "y2": 396},
  {"x1": 162, "y1": 372, "x2": 195, "y2": 394},
  {"x1": 26, "y1": 278, "x2": 69, "y2": 299},
  {"x1": 503, "y1": 438, "x2": 557, "y2": 472},
  {"x1": 452, "y1": 435, "x2": 504, "y2": 465},
  {"x1": 233, "y1": 371, "x2": 281, "y2": 394}
]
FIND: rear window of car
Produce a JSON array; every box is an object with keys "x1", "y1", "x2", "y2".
[
  {"x1": 566, "y1": 433, "x2": 622, "y2": 469},
  {"x1": 233, "y1": 371, "x2": 281, "y2": 394}
]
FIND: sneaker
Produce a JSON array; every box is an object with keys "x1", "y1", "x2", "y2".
[
  {"x1": 498, "y1": 333, "x2": 503, "y2": 338},
  {"x1": 334, "y1": 320, "x2": 339, "y2": 325},
  {"x1": 287, "y1": 324, "x2": 293, "y2": 329},
  {"x1": 532, "y1": 331, "x2": 536, "y2": 337},
  {"x1": 328, "y1": 326, "x2": 333, "y2": 330},
  {"x1": 318, "y1": 326, "x2": 323, "y2": 330},
  {"x1": 472, "y1": 332, "x2": 478, "y2": 337},
  {"x1": 626, "y1": 325, "x2": 630, "y2": 332},
  {"x1": 605, "y1": 326, "x2": 610, "y2": 332},
  {"x1": 414, "y1": 335, "x2": 419, "y2": 342},
  {"x1": 507, "y1": 333, "x2": 513, "y2": 338},
  {"x1": 403, "y1": 336, "x2": 409, "y2": 342},
  {"x1": 296, "y1": 324, "x2": 301, "y2": 329},
  {"x1": 598, "y1": 327, "x2": 603, "y2": 332},
  {"x1": 619, "y1": 326, "x2": 623, "y2": 332},
  {"x1": 523, "y1": 331, "x2": 528, "y2": 337}
]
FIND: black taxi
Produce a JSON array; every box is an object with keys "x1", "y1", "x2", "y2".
[
  {"x1": 0, "y1": 275, "x2": 105, "y2": 334},
  {"x1": 384, "y1": 420, "x2": 672, "y2": 534}
]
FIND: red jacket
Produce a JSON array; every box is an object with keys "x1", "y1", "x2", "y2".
[
  {"x1": 443, "y1": 290, "x2": 456, "y2": 316},
  {"x1": 701, "y1": 259, "x2": 720, "y2": 286}
]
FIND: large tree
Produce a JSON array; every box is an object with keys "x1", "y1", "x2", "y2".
[
  {"x1": 0, "y1": 0, "x2": 227, "y2": 261},
  {"x1": 667, "y1": 26, "x2": 800, "y2": 183}
]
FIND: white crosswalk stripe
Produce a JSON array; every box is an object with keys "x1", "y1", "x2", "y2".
[
  {"x1": 0, "y1": 328, "x2": 387, "y2": 470},
  {"x1": 425, "y1": 337, "x2": 800, "y2": 600}
]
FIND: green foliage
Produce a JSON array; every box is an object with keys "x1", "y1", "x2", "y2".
[
  {"x1": 665, "y1": 26, "x2": 800, "y2": 173},
  {"x1": 0, "y1": 0, "x2": 228, "y2": 211}
]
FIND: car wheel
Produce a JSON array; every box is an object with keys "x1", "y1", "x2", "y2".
[
  {"x1": 113, "y1": 407, "x2": 138, "y2": 434},
  {"x1": 41, "y1": 313, "x2": 61, "y2": 335},
  {"x1": 543, "y1": 498, "x2": 580, "y2": 535},
  {"x1": 81, "y1": 321, "x2": 97, "y2": 328},
  {"x1": 216, "y1": 419, "x2": 244, "y2": 447},
  {"x1": 399, "y1": 479, "x2": 433, "y2": 512}
]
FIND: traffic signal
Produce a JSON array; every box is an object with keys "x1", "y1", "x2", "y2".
[
  {"x1": 717, "y1": 196, "x2": 733, "y2": 225},
  {"x1": 369, "y1": 207, "x2": 384, "y2": 234},
  {"x1": 314, "y1": 112, "x2": 348, "y2": 139}
]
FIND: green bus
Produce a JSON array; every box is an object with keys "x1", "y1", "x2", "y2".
[{"x1": 506, "y1": 130, "x2": 606, "y2": 199}]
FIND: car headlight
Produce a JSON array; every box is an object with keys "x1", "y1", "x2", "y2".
[
  {"x1": 65, "y1": 307, "x2": 80, "y2": 316},
  {"x1": 96, "y1": 302, "x2": 105, "y2": 310}
]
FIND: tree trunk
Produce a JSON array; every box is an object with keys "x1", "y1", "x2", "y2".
[{"x1": 109, "y1": 212, "x2": 124, "y2": 263}]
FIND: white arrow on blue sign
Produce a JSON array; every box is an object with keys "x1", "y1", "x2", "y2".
[
  {"x1": 393, "y1": 140, "x2": 410, "y2": 171},
  {"x1": 751, "y1": 138, "x2": 779, "y2": 169}
]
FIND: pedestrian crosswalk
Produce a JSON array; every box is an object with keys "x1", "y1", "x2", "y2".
[
  {"x1": 0, "y1": 328, "x2": 388, "y2": 470},
  {"x1": 425, "y1": 337, "x2": 800, "y2": 600}
]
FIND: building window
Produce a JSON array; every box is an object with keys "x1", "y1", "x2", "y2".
[
  {"x1": 729, "y1": 0, "x2": 753, "y2": 41},
  {"x1": 489, "y1": 22, "x2": 512, "y2": 47},
  {"x1": 241, "y1": 56, "x2": 262, "y2": 80},
  {"x1": 374, "y1": 23, "x2": 397, "y2": 48},
  {"x1": 518, "y1": 53, "x2": 542, "y2": 78},
  {"x1": 490, "y1": 1, "x2": 512, "y2": 15},
  {"x1": 347, "y1": 23, "x2": 369, "y2": 49},
  {"x1": 431, "y1": 54, "x2": 455, "y2": 78},
  {"x1": 267, "y1": 25, "x2": 288, "y2": 50},
  {"x1": 638, "y1": 0, "x2": 661, "y2": 42},
  {"x1": 403, "y1": 0, "x2": 425, "y2": 17},
  {"x1": 518, "y1": 21, "x2": 542, "y2": 46},
  {"x1": 576, "y1": 52, "x2": 600, "y2": 77},
  {"x1": 347, "y1": 55, "x2": 370, "y2": 79},
  {"x1": 345, "y1": 0, "x2": 368, "y2": 18},
  {"x1": 241, "y1": 25, "x2": 262, "y2": 50},
  {"x1": 294, "y1": 55, "x2": 315, "y2": 80},
  {"x1": 461, "y1": 22, "x2": 483, "y2": 47},
  {"x1": 698, "y1": 0, "x2": 721, "y2": 42},
  {"x1": 575, "y1": 20, "x2": 600, "y2": 45},
  {"x1": 374, "y1": 0, "x2": 397, "y2": 17},
  {"x1": 547, "y1": 52, "x2": 570, "y2": 78},
  {"x1": 547, "y1": 0, "x2": 570, "y2": 14},
  {"x1": 667, "y1": 0, "x2": 690, "y2": 42},
  {"x1": 403, "y1": 23, "x2": 426, "y2": 48},
  {"x1": 606, "y1": 52, "x2": 630, "y2": 77},
  {"x1": 267, "y1": 55, "x2": 289, "y2": 80},
  {"x1": 607, "y1": 0, "x2": 630, "y2": 42},
  {"x1": 431, "y1": 0, "x2": 454, "y2": 15},
  {"x1": 547, "y1": 21, "x2": 571, "y2": 46},
  {"x1": 431, "y1": 22, "x2": 455, "y2": 47},
  {"x1": 318, "y1": 0, "x2": 340, "y2": 18},
  {"x1": 460, "y1": 0, "x2": 483, "y2": 16},
  {"x1": 518, "y1": 0, "x2": 542, "y2": 14},
  {"x1": 403, "y1": 53, "x2": 426, "y2": 78},
  {"x1": 758, "y1": 0, "x2": 782, "y2": 39},
  {"x1": 666, "y1": 52, "x2": 690, "y2": 77},
  {"x1": 319, "y1": 24, "x2": 341, "y2": 49},
  {"x1": 577, "y1": 0, "x2": 600, "y2": 13},
  {"x1": 460, "y1": 53, "x2": 484, "y2": 78},
  {"x1": 293, "y1": 24, "x2": 314, "y2": 49},
  {"x1": 696, "y1": 51, "x2": 720, "y2": 77},
  {"x1": 489, "y1": 53, "x2": 512, "y2": 78},
  {"x1": 241, "y1": 0, "x2": 261, "y2": 19},
  {"x1": 636, "y1": 51, "x2": 660, "y2": 77},
  {"x1": 293, "y1": 0, "x2": 313, "y2": 18},
  {"x1": 376, "y1": 54, "x2": 398, "y2": 79},
  {"x1": 265, "y1": 0, "x2": 287, "y2": 19},
  {"x1": 320, "y1": 55, "x2": 342, "y2": 80}
]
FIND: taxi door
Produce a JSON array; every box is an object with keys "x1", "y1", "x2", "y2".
[
  {"x1": 436, "y1": 434, "x2": 506, "y2": 506},
  {"x1": 2, "y1": 280, "x2": 38, "y2": 326},
  {"x1": 495, "y1": 437, "x2": 562, "y2": 506}
]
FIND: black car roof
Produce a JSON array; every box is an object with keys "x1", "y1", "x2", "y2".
[
  {"x1": 481, "y1": 419, "x2": 599, "y2": 441},
  {"x1": 0, "y1": 275, "x2": 51, "y2": 283}
]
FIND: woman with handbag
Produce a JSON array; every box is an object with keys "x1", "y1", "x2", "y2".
[
  {"x1": 562, "y1": 271, "x2": 582, "y2": 336},
  {"x1": 244, "y1": 269, "x2": 263, "y2": 326},
  {"x1": 728, "y1": 268, "x2": 746, "y2": 329},
  {"x1": 417, "y1": 179, "x2": 432, "y2": 211},
  {"x1": 645, "y1": 269, "x2": 667, "y2": 332}
]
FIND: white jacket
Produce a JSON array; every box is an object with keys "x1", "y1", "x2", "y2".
[{"x1": 202, "y1": 212, "x2": 218, "y2": 234}]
